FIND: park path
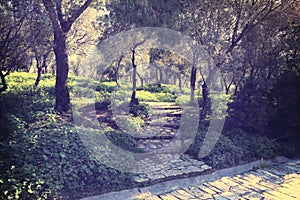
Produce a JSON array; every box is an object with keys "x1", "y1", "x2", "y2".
[
  {"x1": 132, "y1": 102, "x2": 212, "y2": 184},
  {"x1": 83, "y1": 157, "x2": 300, "y2": 200},
  {"x1": 136, "y1": 102, "x2": 182, "y2": 150}
]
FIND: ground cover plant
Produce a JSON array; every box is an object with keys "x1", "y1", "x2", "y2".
[{"x1": 1, "y1": 72, "x2": 299, "y2": 199}]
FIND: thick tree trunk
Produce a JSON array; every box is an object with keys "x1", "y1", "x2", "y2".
[
  {"x1": 43, "y1": 0, "x2": 92, "y2": 113},
  {"x1": 190, "y1": 65, "x2": 197, "y2": 103},
  {"x1": 53, "y1": 32, "x2": 70, "y2": 112}
]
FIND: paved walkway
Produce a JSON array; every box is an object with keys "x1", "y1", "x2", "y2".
[{"x1": 83, "y1": 157, "x2": 300, "y2": 200}]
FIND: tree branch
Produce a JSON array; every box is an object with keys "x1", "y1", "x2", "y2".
[{"x1": 64, "y1": 0, "x2": 93, "y2": 32}]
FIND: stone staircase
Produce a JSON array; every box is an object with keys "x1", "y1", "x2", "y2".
[
  {"x1": 132, "y1": 102, "x2": 212, "y2": 184},
  {"x1": 136, "y1": 102, "x2": 182, "y2": 150}
]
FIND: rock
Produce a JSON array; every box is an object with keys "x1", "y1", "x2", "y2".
[
  {"x1": 149, "y1": 144, "x2": 157, "y2": 149},
  {"x1": 275, "y1": 156, "x2": 291, "y2": 163},
  {"x1": 134, "y1": 176, "x2": 150, "y2": 183},
  {"x1": 201, "y1": 165, "x2": 212, "y2": 170}
]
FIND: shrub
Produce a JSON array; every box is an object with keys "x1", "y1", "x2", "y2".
[
  {"x1": 229, "y1": 131, "x2": 281, "y2": 160},
  {"x1": 96, "y1": 81, "x2": 117, "y2": 93},
  {"x1": 0, "y1": 127, "x2": 136, "y2": 199},
  {"x1": 156, "y1": 92, "x2": 176, "y2": 102},
  {"x1": 138, "y1": 83, "x2": 171, "y2": 93},
  {"x1": 136, "y1": 90, "x2": 159, "y2": 102},
  {"x1": 115, "y1": 115, "x2": 145, "y2": 133},
  {"x1": 105, "y1": 131, "x2": 144, "y2": 153},
  {"x1": 129, "y1": 103, "x2": 151, "y2": 119},
  {"x1": 203, "y1": 134, "x2": 243, "y2": 169}
]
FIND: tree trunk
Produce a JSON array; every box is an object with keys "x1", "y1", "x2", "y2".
[
  {"x1": 178, "y1": 74, "x2": 182, "y2": 93},
  {"x1": 115, "y1": 55, "x2": 123, "y2": 87},
  {"x1": 43, "y1": 0, "x2": 92, "y2": 113},
  {"x1": 53, "y1": 31, "x2": 70, "y2": 112},
  {"x1": 130, "y1": 49, "x2": 137, "y2": 103},
  {"x1": 137, "y1": 72, "x2": 143, "y2": 87},
  {"x1": 190, "y1": 65, "x2": 197, "y2": 103},
  {"x1": 200, "y1": 82, "x2": 209, "y2": 121},
  {"x1": 0, "y1": 71, "x2": 8, "y2": 93},
  {"x1": 159, "y1": 69, "x2": 163, "y2": 84},
  {"x1": 34, "y1": 67, "x2": 42, "y2": 87}
]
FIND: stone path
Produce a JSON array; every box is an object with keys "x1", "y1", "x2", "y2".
[
  {"x1": 130, "y1": 102, "x2": 213, "y2": 184},
  {"x1": 136, "y1": 102, "x2": 181, "y2": 151},
  {"x1": 132, "y1": 154, "x2": 212, "y2": 184},
  {"x1": 83, "y1": 157, "x2": 300, "y2": 200}
]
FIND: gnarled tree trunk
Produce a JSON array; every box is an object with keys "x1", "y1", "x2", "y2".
[{"x1": 43, "y1": 0, "x2": 92, "y2": 113}]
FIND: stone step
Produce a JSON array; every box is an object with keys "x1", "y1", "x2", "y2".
[
  {"x1": 132, "y1": 154, "x2": 212, "y2": 184},
  {"x1": 151, "y1": 107, "x2": 181, "y2": 110},
  {"x1": 136, "y1": 135, "x2": 175, "y2": 140},
  {"x1": 147, "y1": 123, "x2": 180, "y2": 129}
]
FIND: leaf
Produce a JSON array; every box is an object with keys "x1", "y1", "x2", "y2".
[
  {"x1": 60, "y1": 153, "x2": 66, "y2": 158},
  {"x1": 42, "y1": 155, "x2": 48, "y2": 160}
]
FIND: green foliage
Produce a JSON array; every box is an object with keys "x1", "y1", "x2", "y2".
[
  {"x1": 0, "y1": 73, "x2": 138, "y2": 199},
  {"x1": 156, "y1": 92, "x2": 176, "y2": 102},
  {"x1": 175, "y1": 95, "x2": 190, "y2": 105},
  {"x1": 138, "y1": 83, "x2": 171, "y2": 93},
  {"x1": 96, "y1": 81, "x2": 117, "y2": 93},
  {"x1": 265, "y1": 69, "x2": 300, "y2": 152},
  {"x1": 136, "y1": 90, "x2": 176, "y2": 102},
  {"x1": 189, "y1": 127, "x2": 293, "y2": 169},
  {"x1": 229, "y1": 131, "x2": 281, "y2": 160},
  {"x1": 0, "y1": 127, "x2": 135, "y2": 199},
  {"x1": 225, "y1": 78, "x2": 270, "y2": 134},
  {"x1": 105, "y1": 131, "x2": 144, "y2": 153},
  {"x1": 136, "y1": 90, "x2": 159, "y2": 101},
  {"x1": 204, "y1": 134, "x2": 243, "y2": 169},
  {"x1": 129, "y1": 103, "x2": 151, "y2": 119},
  {"x1": 115, "y1": 115, "x2": 145, "y2": 133}
]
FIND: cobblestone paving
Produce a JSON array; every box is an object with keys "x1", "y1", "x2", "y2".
[
  {"x1": 134, "y1": 158, "x2": 300, "y2": 200},
  {"x1": 83, "y1": 158, "x2": 300, "y2": 200},
  {"x1": 132, "y1": 154, "x2": 212, "y2": 183},
  {"x1": 132, "y1": 103, "x2": 212, "y2": 184}
]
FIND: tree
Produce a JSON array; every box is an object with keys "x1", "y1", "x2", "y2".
[
  {"x1": 180, "y1": 0, "x2": 297, "y2": 158},
  {"x1": 0, "y1": 1, "x2": 33, "y2": 93},
  {"x1": 26, "y1": 3, "x2": 53, "y2": 87},
  {"x1": 130, "y1": 39, "x2": 146, "y2": 104},
  {"x1": 42, "y1": 0, "x2": 93, "y2": 112}
]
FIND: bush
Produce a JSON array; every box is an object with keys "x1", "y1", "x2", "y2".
[
  {"x1": 203, "y1": 134, "x2": 243, "y2": 169},
  {"x1": 156, "y1": 92, "x2": 176, "y2": 102},
  {"x1": 136, "y1": 90, "x2": 159, "y2": 102},
  {"x1": 129, "y1": 103, "x2": 150, "y2": 119},
  {"x1": 115, "y1": 115, "x2": 145, "y2": 133},
  {"x1": 0, "y1": 127, "x2": 136, "y2": 199},
  {"x1": 138, "y1": 83, "x2": 171, "y2": 93},
  {"x1": 105, "y1": 131, "x2": 144, "y2": 153},
  {"x1": 96, "y1": 81, "x2": 117, "y2": 93},
  {"x1": 229, "y1": 130, "x2": 281, "y2": 160}
]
